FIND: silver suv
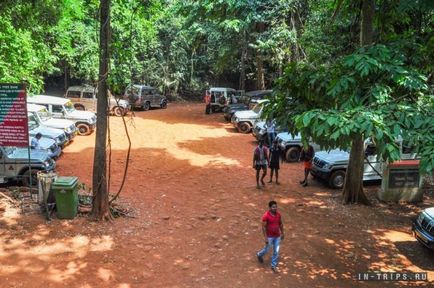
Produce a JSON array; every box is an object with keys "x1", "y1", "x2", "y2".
[
  {"x1": 231, "y1": 100, "x2": 268, "y2": 133},
  {"x1": 65, "y1": 85, "x2": 130, "y2": 116},
  {"x1": 28, "y1": 113, "x2": 69, "y2": 148},
  {"x1": 311, "y1": 140, "x2": 417, "y2": 189},
  {"x1": 124, "y1": 85, "x2": 167, "y2": 110},
  {"x1": 0, "y1": 146, "x2": 56, "y2": 187}
]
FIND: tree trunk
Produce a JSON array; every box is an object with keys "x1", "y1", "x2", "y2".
[
  {"x1": 190, "y1": 47, "x2": 195, "y2": 86},
  {"x1": 290, "y1": 13, "x2": 300, "y2": 62},
  {"x1": 92, "y1": 0, "x2": 111, "y2": 220},
  {"x1": 64, "y1": 64, "x2": 68, "y2": 92},
  {"x1": 255, "y1": 22, "x2": 266, "y2": 90},
  {"x1": 360, "y1": 0, "x2": 375, "y2": 46},
  {"x1": 342, "y1": 134, "x2": 370, "y2": 204},
  {"x1": 342, "y1": 0, "x2": 375, "y2": 205},
  {"x1": 256, "y1": 52, "x2": 265, "y2": 90},
  {"x1": 239, "y1": 32, "x2": 247, "y2": 91}
]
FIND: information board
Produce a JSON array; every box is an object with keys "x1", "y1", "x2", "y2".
[{"x1": 0, "y1": 84, "x2": 29, "y2": 147}]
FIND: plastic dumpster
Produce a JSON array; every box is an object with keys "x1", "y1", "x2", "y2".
[
  {"x1": 52, "y1": 176, "x2": 79, "y2": 219},
  {"x1": 378, "y1": 160, "x2": 423, "y2": 203}
]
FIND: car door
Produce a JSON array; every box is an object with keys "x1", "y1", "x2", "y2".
[
  {"x1": 51, "y1": 104, "x2": 65, "y2": 119},
  {"x1": 0, "y1": 147, "x2": 16, "y2": 181},
  {"x1": 66, "y1": 90, "x2": 81, "y2": 107},
  {"x1": 82, "y1": 90, "x2": 97, "y2": 112},
  {"x1": 151, "y1": 89, "x2": 160, "y2": 106},
  {"x1": 363, "y1": 143, "x2": 382, "y2": 180}
]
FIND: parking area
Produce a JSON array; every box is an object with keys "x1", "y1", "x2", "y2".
[{"x1": 0, "y1": 103, "x2": 433, "y2": 287}]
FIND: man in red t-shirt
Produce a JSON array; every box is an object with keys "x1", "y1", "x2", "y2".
[{"x1": 256, "y1": 200, "x2": 284, "y2": 272}]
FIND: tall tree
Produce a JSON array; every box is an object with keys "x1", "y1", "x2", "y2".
[
  {"x1": 92, "y1": 0, "x2": 111, "y2": 220},
  {"x1": 266, "y1": 0, "x2": 433, "y2": 205},
  {"x1": 342, "y1": 0, "x2": 376, "y2": 204}
]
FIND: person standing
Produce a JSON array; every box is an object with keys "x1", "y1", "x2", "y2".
[
  {"x1": 265, "y1": 119, "x2": 276, "y2": 146},
  {"x1": 268, "y1": 139, "x2": 281, "y2": 184},
  {"x1": 31, "y1": 133, "x2": 42, "y2": 150},
  {"x1": 253, "y1": 140, "x2": 269, "y2": 189},
  {"x1": 256, "y1": 200, "x2": 284, "y2": 273},
  {"x1": 299, "y1": 144, "x2": 315, "y2": 187},
  {"x1": 204, "y1": 90, "x2": 211, "y2": 114}
]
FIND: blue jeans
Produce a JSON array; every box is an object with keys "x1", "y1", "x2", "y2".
[
  {"x1": 267, "y1": 132, "x2": 276, "y2": 146},
  {"x1": 257, "y1": 237, "x2": 281, "y2": 268}
]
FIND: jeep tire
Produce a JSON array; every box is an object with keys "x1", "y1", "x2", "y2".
[
  {"x1": 329, "y1": 170, "x2": 346, "y2": 189},
  {"x1": 285, "y1": 147, "x2": 301, "y2": 162},
  {"x1": 113, "y1": 106, "x2": 125, "y2": 117},
  {"x1": 22, "y1": 169, "x2": 39, "y2": 187},
  {"x1": 75, "y1": 104, "x2": 85, "y2": 111},
  {"x1": 160, "y1": 100, "x2": 167, "y2": 109},
  {"x1": 143, "y1": 101, "x2": 151, "y2": 111},
  {"x1": 218, "y1": 96, "x2": 226, "y2": 105},
  {"x1": 77, "y1": 123, "x2": 91, "y2": 136},
  {"x1": 237, "y1": 122, "x2": 252, "y2": 134}
]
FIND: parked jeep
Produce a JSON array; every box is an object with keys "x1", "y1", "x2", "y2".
[
  {"x1": 208, "y1": 87, "x2": 243, "y2": 112},
  {"x1": 124, "y1": 85, "x2": 167, "y2": 110},
  {"x1": 27, "y1": 104, "x2": 77, "y2": 141},
  {"x1": 311, "y1": 140, "x2": 417, "y2": 189},
  {"x1": 231, "y1": 100, "x2": 268, "y2": 133},
  {"x1": 0, "y1": 146, "x2": 56, "y2": 187},
  {"x1": 413, "y1": 207, "x2": 434, "y2": 250},
  {"x1": 223, "y1": 90, "x2": 272, "y2": 121},
  {"x1": 27, "y1": 95, "x2": 97, "y2": 136},
  {"x1": 28, "y1": 113, "x2": 69, "y2": 148},
  {"x1": 65, "y1": 85, "x2": 130, "y2": 116}
]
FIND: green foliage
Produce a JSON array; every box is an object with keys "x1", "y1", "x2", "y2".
[{"x1": 267, "y1": 42, "x2": 433, "y2": 174}]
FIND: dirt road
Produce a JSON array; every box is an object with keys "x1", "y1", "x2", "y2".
[{"x1": 0, "y1": 103, "x2": 433, "y2": 287}]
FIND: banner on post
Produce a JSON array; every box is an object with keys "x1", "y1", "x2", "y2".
[{"x1": 0, "y1": 84, "x2": 29, "y2": 147}]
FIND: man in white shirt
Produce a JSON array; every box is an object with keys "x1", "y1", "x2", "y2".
[{"x1": 266, "y1": 119, "x2": 276, "y2": 146}]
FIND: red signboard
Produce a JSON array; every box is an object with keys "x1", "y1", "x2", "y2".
[{"x1": 0, "y1": 84, "x2": 29, "y2": 147}]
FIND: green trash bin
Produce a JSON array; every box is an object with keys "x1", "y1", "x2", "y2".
[{"x1": 52, "y1": 176, "x2": 79, "y2": 219}]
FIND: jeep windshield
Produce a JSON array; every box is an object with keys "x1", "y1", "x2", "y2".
[
  {"x1": 28, "y1": 114, "x2": 39, "y2": 130},
  {"x1": 64, "y1": 101, "x2": 76, "y2": 113},
  {"x1": 37, "y1": 108, "x2": 52, "y2": 121}
]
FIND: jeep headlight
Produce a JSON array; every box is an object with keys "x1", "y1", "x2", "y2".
[
  {"x1": 65, "y1": 126, "x2": 72, "y2": 133},
  {"x1": 323, "y1": 163, "x2": 331, "y2": 170},
  {"x1": 44, "y1": 160, "x2": 50, "y2": 167}
]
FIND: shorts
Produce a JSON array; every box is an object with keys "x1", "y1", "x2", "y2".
[
  {"x1": 303, "y1": 161, "x2": 312, "y2": 169},
  {"x1": 269, "y1": 162, "x2": 280, "y2": 170},
  {"x1": 255, "y1": 164, "x2": 267, "y2": 171}
]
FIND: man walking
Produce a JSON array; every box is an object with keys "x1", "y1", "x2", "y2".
[
  {"x1": 253, "y1": 140, "x2": 269, "y2": 189},
  {"x1": 256, "y1": 200, "x2": 284, "y2": 273}
]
